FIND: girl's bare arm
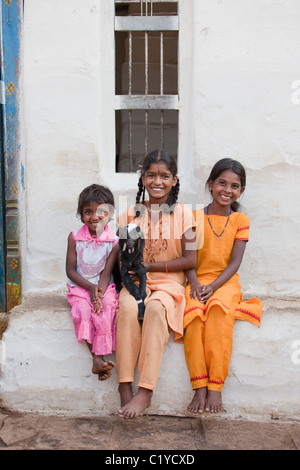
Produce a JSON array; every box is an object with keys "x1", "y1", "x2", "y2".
[
  {"x1": 66, "y1": 232, "x2": 98, "y2": 302},
  {"x1": 144, "y1": 228, "x2": 197, "y2": 273},
  {"x1": 97, "y1": 243, "x2": 120, "y2": 295},
  {"x1": 200, "y1": 240, "x2": 247, "y2": 302}
]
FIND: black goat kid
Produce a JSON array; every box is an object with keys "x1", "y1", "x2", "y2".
[{"x1": 119, "y1": 224, "x2": 147, "y2": 320}]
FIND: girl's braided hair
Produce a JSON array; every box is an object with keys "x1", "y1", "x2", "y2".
[{"x1": 135, "y1": 149, "x2": 180, "y2": 217}]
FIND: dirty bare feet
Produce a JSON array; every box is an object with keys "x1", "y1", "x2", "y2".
[
  {"x1": 92, "y1": 355, "x2": 115, "y2": 381},
  {"x1": 118, "y1": 387, "x2": 152, "y2": 419},
  {"x1": 205, "y1": 390, "x2": 223, "y2": 413},
  {"x1": 187, "y1": 387, "x2": 207, "y2": 414},
  {"x1": 118, "y1": 383, "x2": 134, "y2": 408}
]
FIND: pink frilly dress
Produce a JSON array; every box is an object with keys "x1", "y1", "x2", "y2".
[{"x1": 66, "y1": 224, "x2": 119, "y2": 356}]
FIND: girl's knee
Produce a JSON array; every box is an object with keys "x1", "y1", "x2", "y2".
[
  {"x1": 101, "y1": 284, "x2": 118, "y2": 310},
  {"x1": 143, "y1": 301, "x2": 169, "y2": 347},
  {"x1": 184, "y1": 316, "x2": 203, "y2": 341},
  {"x1": 207, "y1": 306, "x2": 235, "y2": 335},
  {"x1": 144, "y1": 300, "x2": 166, "y2": 322},
  {"x1": 72, "y1": 299, "x2": 92, "y2": 321},
  {"x1": 117, "y1": 288, "x2": 139, "y2": 320}
]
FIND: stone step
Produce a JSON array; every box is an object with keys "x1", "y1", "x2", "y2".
[{"x1": 0, "y1": 293, "x2": 299, "y2": 421}]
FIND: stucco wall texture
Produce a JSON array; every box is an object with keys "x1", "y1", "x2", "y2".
[
  {"x1": 22, "y1": 0, "x2": 300, "y2": 301},
  {"x1": 1, "y1": 0, "x2": 299, "y2": 421}
]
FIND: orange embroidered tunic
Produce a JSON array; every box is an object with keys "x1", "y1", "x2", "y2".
[
  {"x1": 184, "y1": 209, "x2": 263, "y2": 329},
  {"x1": 118, "y1": 203, "x2": 196, "y2": 341}
]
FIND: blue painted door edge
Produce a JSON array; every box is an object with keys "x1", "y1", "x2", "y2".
[
  {"x1": 0, "y1": 0, "x2": 22, "y2": 312},
  {"x1": 0, "y1": 102, "x2": 6, "y2": 312},
  {"x1": 0, "y1": 1, "x2": 7, "y2": 311}
]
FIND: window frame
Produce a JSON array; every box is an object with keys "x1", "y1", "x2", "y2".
[
  {"x1": 114, "y1": 0, "x2": 179, "y2": 173},
  {"x1": 99, "y1": 0, "x2": 194, "y2": 192}
]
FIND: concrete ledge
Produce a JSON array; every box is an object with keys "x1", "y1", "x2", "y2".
[{"x1": 0, "y1": 293, "x2": 300, "y2": 421}]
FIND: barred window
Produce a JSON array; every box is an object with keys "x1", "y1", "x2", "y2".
[{"x1": 115, "y1": 0, "x2": 179, "y2": 172}]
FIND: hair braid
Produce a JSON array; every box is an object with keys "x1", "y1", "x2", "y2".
[
  {"x1": 165, "y1": 178, "x2": 180, "y2": 213},
  {"x1": 134, "y1": 176, "x2": 146, "y2": 217}
]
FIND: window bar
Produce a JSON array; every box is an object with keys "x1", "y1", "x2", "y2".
[
  {"x1": 160, "y1": 31, "x2": 164, "y2": 95},
  {"x1": 145, "y1": 110, "x2": 148, "y2": 156},
  {"x1": 145, "y1": 31, "x2": 148, "y2": 95},
  {"x1": 128, "y1": 31, "x2": 133, "y2": 171},
  {"x1": 128, "y1": 110, "x2": 133, "y2": 172},
  {"x1": 160, "y1": 30, "x2": 164, "y2": 148},
  {"x1": 160, "y1": 110, "x2": 164, "y2": 149},
  {"x1": 140, "y1": 0, "x2": 143, "y2": 16},
  {"x1": 145, "y1": 29, "x2": 148, "y2": 156},
  {"x1": 128, "y1": 31, "x2": 132, "y2": 96}
]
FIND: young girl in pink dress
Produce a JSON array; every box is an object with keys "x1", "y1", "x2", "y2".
[{"x1": 66, "y1": 184, "x2": 119, "y2": 380}]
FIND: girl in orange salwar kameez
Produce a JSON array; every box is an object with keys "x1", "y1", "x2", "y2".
[
  {"x1": 184, "y1": 158, "x2": 263, "y2": 414},
  {"x1": 117, "y1": 150, "x2": 197, "y2": 419}
]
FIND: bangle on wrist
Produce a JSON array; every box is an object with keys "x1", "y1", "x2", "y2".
[{"x1": 165, "y1": 261, "x2": 168, "y2": 274}]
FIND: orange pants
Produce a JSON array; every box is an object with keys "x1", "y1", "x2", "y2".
[
  {"x1": 184, "y1": 306, "x2": 235, "y2": 392},
  {"x1": 116, "y1": 287, "x2": 170, "y2": 391}
]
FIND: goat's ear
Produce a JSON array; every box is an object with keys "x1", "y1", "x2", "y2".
[{"x1": 119, "y1": 240, "x2": 126, "y2": 252}]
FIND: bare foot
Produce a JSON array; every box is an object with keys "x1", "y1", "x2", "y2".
[
  {"x1": 92, "y1": 355, "x2": 115, "y2": 381},
  {"x1": 118, "y1": 383, "x2": 134, "y2": 408},
  {"x1": 187, "y1": 387, "x2": 207, "y2": 414},
  {"x1": 118, "y1": 387, "x2": 152, "y2": 419},
  {"x1": 205, "y1": 390, "x2": 223, "y2": 413}
]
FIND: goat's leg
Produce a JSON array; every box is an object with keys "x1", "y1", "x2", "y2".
[{"x1": 139, "y1": 273, "x2": 147, "y2": 300}]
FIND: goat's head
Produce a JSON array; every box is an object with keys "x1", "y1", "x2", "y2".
[{"x1": 119, "y1": 224, "x2": 145, "y2": 254}]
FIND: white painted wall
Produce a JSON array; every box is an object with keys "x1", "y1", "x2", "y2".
[
  {"x1": 23, "y1": 0, "x2": 104, "y2": 291},
  {"x1": 187, "y1": 0, "x2": 300, "y2": 299},
  {"x1": 12, "y1": 0, "x2": 300, "y2": 419},
  {"x1": 22, "y1": 0, "x2": 300, "y2": 299}
]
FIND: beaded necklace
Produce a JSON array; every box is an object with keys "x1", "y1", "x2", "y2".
[{"x1": 206, "y1": 204, "x2": 231, "y2": 239}]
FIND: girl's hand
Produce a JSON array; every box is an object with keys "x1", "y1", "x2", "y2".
[
  {"x1": 189, "y1": 280, "x2": 203, "y2": 301},
  {"x1": 199, "y1": 284, "x2": 214, "y2": 303},
  {"x1": 89, "y1": 285, "x2": 98, "y2": 304},
  {"x1": 90, "y1": 286, "x2": 102, "y2": 314},
  {"x1": 94, "y1": 287, "x2": 103, "y2": 314},
  {"x1": 93, "y1": 297, "x2": 102, "y2": 314},
  {"x1": 142, "y1": 261, "x2": 149, "y2": 272}
]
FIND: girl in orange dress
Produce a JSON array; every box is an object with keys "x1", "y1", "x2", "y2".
[
  {"x1": 184, "y1": 158, "x2": 263, "y2": 414},
  {"x1": 117, "y1": 150, "x2": 197, "y2": 419}
]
